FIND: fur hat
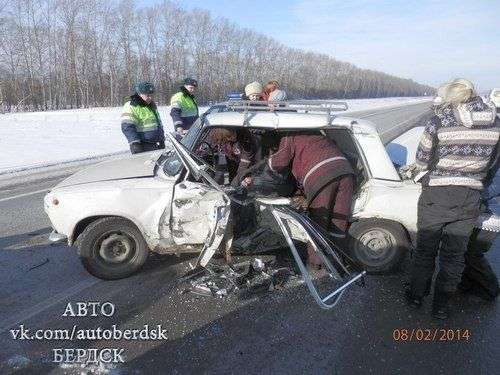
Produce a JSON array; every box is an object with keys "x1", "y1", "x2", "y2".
[
  {"x1": 437, "y1": 78, "x2": 476, "y2": 105},
  {"x1": 245, "y1": 81, "x2": 263, "y2": 97}
]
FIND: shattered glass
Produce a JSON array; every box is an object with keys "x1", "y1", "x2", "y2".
[{"x1": 179, "y1": 257, "x2": 300, "y2": 300}]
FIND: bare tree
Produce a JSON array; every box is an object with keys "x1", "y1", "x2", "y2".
[{"x1": 0, "y1": 0, "x2": 434, "y2": 111}]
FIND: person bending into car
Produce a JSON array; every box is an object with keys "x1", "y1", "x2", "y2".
[
  {"x1": 245, "y1": 131, "x2": 355, "y2": 269},
  {"x1": 121, "y1": 82, "x2": 165, "y2": 154},
  {"x1": 406, "y1": 78, "x2": 499, "y2": 319},
  {"x1": 209, "y1": 128, "x2": 258, "y2": 185}
]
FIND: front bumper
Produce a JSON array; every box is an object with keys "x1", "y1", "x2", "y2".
[{"x1": 49, "y1": 230, "x2": 68, "y2": 244}]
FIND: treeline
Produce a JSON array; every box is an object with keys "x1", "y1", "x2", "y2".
[{"x1": 0, "y1": 0, "x2": 434, "y2": 112}]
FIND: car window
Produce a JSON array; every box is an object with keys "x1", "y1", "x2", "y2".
[
  {"x1": 166, "y1": 131, "x2": 226, "y2": 194},
  {"x1": 160, "y1": 105, "x2": 230, "y2": 176}
]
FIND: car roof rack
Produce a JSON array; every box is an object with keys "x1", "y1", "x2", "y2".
[
  {"x1": 222, "y1": 100, "x2": 349, "y2": 125},
  {"x1": 224, "y1": 100, "x2": 348, "y2": 112}
]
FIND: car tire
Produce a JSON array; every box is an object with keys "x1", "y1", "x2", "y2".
[
  {"x1": 348, "y1": 219, "x2": 409, "y2": 274},
  {"x1": 78, "y1": 217, "x2": 149, "y2": 280}
]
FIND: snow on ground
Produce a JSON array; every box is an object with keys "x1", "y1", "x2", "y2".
[{"x1": 0, "y1": 97, "x2": 428, "y2": 174}]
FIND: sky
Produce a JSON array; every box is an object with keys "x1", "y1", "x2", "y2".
[{"x1": 140, "y1": 0, "x2": 500, "y2": 92}]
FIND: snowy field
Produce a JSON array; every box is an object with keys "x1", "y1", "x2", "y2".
[{"x1": 0, "y1": 97, "x2": 429, "y2": 174}]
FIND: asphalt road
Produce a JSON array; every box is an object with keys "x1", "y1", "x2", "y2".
[{"x1": 1, "y1": 101, "x2": 498, "y2": 375}]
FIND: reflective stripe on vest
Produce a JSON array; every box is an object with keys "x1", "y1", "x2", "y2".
[
  {"x1": 170, "y1": 92, "x2": 198, "y2": 118},
  {"x1": 122, "y1": 101, "x2": 161, "y2": 133}
]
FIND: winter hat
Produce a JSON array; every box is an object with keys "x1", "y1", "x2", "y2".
[
  {"x1": 269, "y1": 89, "x2": 287, "y2": 101},
  {"x1": 267, "y1": 80, "x2": 279, "y2": 87},
  {"x1": 264, "y1": 80, "x2": 279, "y2": 94},
  {"x1": 438, "y1": 78, "x2": 475, "y2": 105},
  {"x1": 135, "y1": 82, "x2": 155, "y2": 94},
  {"x1": 183, "y1": 78, "x2": 198, "y2": 87},
  {"x1": 245, "y1": 81, "x2": 263, "y2": 97}
]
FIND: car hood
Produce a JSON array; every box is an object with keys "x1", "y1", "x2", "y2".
[
  {"x1": 386, "y1": 126, "x2": 425, "y2": 167},
  {"x1": 55, "y1": 151, "x2": 164, "y2": 188}
]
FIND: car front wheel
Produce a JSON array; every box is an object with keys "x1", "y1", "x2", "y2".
[
  {"x1": 77, "y1": 217, "x2": 149, "y2": 280},
  {"x1": 348, "y1": 219, "x2": 409, "y2": 274}
]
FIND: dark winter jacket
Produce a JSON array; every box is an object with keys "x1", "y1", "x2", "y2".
[
  {"x1": 121, "y1": 94, "x2": 164, "y2": 144},
  {"x1": 484, "y1": 156, "x2": 500, "y2": 215},
  {"x1": 170, "y1": 86, "x2": 199, "y2": 131},
  {"x1": 416, "y1": 96, "x2": 499, "y2": 190},
  {"x1": 268, "y1": 133, "x2": 354, "y2": 201}
]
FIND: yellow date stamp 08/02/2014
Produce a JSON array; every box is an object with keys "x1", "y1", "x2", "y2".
[{"x1": 392, "y1": 328, "x2": 471, "y2": 342}]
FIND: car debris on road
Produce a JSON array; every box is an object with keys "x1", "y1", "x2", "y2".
[{"x1": 179, "y1": 257, "x2": 299, "y2": 300}]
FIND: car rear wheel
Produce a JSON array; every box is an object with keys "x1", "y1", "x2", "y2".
[
  {"x1": 348, "y1": 219, "x2": 409, "y2": 274},
  {"x1": 78, "y1": 217, "x2": 149, "y2": 280}
]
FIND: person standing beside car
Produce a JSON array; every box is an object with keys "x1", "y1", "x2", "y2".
[
  {"x1": 170, "y1": 78, "x2": 199, "y2": 136},
  {"x1": 121, "y1": 82, "x2": 165, "y2": 154},
  {"x1": 244, "y1": 81, "x2": 263, "y2": 101},
  {"x1": 406, "y1": 78, "x2": 499, "y2": 319},
  {"x1": 459, "y1": 156, "x2": 500, "y2": 301},
  {"x1": 261, "y1": 80, "x2": 280, "y2": 101}
]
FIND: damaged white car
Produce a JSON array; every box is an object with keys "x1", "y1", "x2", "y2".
[
  {"x1": 46, "y1": 102, "x2": 380, "y2": 308},
  {"x1": 44, "y1": 102, "x2": 415, "y2": 273},
  {"x1": 45, "y1": 101, "x2": 432, "y2": 286}
]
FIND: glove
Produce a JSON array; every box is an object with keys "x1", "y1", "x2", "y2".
[
  {"x1": 158, "y1": 140, "x2": 165, "y2": 149},
  {"x1": 399, "y1": 163, "x2": 419, "y2": 179},
  {"x1": 130, "y1": 142, "x2": 143, "y2": 154}
]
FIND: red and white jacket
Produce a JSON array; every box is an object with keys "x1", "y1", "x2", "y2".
[{"x1": 269, "y1": 133, "x2": 354, "y2": 200}]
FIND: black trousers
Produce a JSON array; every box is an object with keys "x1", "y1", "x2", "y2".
[
  {"x1": 461, "y1": 228, "x2": 499, "y2": 299},
  {"x1": 409, "y1": 186, "x2": 481, "y2": 296}
]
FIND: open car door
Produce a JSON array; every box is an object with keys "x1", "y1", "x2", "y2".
[
  {"x1": 166, "y1": 132, "x2": 232, "y2": 267},
  {"x1": 167, "y1": 132, "x2": 366, "y2": 309}
]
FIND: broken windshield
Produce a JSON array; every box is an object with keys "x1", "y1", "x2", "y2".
[
  {"x1": 161, "y1": 104, "x2": 229, "y2": 178},
  {"x1": 161, "y1": 117, "x2": 204, "y2": 176}
]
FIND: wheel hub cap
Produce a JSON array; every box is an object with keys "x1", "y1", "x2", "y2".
[
  {"x1": 359, "y1": 229, "x2": 394, "y2": 259},
  {"x1": 99, "y1": 233, "x2": 132, "y2": 263}
]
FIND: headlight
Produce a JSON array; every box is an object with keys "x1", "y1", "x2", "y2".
[{"x1": 44, "y1": 193, "x2": 59, "y2": 208}]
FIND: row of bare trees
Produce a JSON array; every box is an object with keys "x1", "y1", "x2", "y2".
[{"x1": 0, "y1": 0, "x2": 434, "y2": 112}]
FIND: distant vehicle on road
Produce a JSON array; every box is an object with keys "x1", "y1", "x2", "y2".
[{"x1": 489, "y1": 88, "x2": 500, "y2": 108}]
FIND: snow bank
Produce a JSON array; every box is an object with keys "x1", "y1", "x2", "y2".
[{"x1": 0, "y1": 97, "x2": 428, "y2": 174}]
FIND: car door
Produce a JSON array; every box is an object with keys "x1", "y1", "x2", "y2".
[{"x1": 166, "y1": 132, "x2": 232, "y2": 267}]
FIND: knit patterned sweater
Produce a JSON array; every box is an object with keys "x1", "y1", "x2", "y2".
[{"x1": 416, "y1": 96, "x2": 499, "y2": 190}]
